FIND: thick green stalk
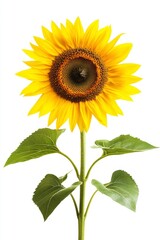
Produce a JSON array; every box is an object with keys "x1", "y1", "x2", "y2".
[{"x1": 78, "y1": 131, "x2": 86, "y2": 240}]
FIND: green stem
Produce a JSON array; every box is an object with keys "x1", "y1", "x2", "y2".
[
  {"x1": 85, "y1": 190, "x2": 97, "y2": 218},
  {"x1": 86, "y1": 155, "x2": 105, "y2": 180},
  {"x1": 78, "y1": 131, "x2": 86, "y2": 240},
  {"x1": 71, "y1": 194, "x2": 79, "y2": 219},
  {"x1": 59, "y1": 151, "x2": 80, "y2": 179}
]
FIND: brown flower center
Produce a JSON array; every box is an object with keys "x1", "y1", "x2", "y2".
[{"x1": 49, "y1": 48, "x2": 106, "y2": 102}]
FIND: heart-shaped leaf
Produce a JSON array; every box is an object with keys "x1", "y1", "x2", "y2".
[
  {"x1": 94, "y1": 135, "x2": 156, "y2": 157},
  {"x1": 33, "y1": 174, "x2": 81, "y2": 220},
  {"x1": 5, "y1": 128, "x2": 65, "y2": 166},
  {"x1": 92, "y1": 170, "x2": 139, "y2": 211}
]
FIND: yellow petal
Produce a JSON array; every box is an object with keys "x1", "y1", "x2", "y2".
[
  {"x1": 39, "y1": 91, "x2": 57, "y2": 116},
  {"x1": 79, "y1": 102, "x2": 92, "y2": 131},
  {"x1": 109, "y1": 63, "x2": 141, "y2": 76},
  {"x1": 98, "y1": 33, "x2": 123, "y2": 55},
  {"x1": 109, "y1": 76, "x2": 142, "y2": 84},
  {"x1": 73, "y1": 17, "x2": 84, "y2": 46},
  {"x1": 48, "y1": 109, "x2": 57, "y2": 126},
  {"x1": 110, "y1": 85, "x2": 140, "y2": 100},
  {"x1": 23, "y1": 49, "x2": 52, "y2": 65},
  {"x1": 51, "y1": 21, "x2": 61, "y2": 35},
  {"x1": 51, "y1": 21, "x2": 68, "y2": 51},
  {"x1": 105, "y1": 85, "x2": 133, "y2": 101},
  {"x1": 24, "y1": 61, "x2": 51, "y2": 70},
  {"x1": 86, "y1": 100, "x2": 107, "y2": 126},
  {"x1": 30, "y1": 43, "x2": 51, "y2": 58},
  {"x1": 123, "y1": 85, "x2": 141, "y2": 95},
  {"x1": 60, "y1": 23, "x2": 75, "y2": 48},
  {"x1": 98, "y1": 94, "x2": 123, "y2": 116},
  {"x1": 82, "y1": 20, "x2": 99, "y2": 47},
  {"x1": 77, "y1": 117, "x2": 85, "y2": 132},
  {"x1": 63, "y1": 18, "x2": 83, "y2": 48},
  {"x1": 42, "y1": 26, "x2": 54, "y2": 43},
  {"x1": 28, "y1": 91, "x2": 57, "y2": 116},
  {"x1": 104, "y1": 43, "x2": 133, "y2": 65},
  {"x1": 56, "y1": 99, "x2": 71, "y2": 128},
  {"x1": 17, "y1": 69, "x2": 49, "y2": 81},
  {"x1": 28, "y1": 94, "x2": 46, "y2": 115},
  {"x1": 69, "y1": 103, "x2": 79, "y2": 131},
  {"x1": 49, "y1": 95, "x2": 63, "y2": 118},
  {"x1": 48, "y1": 107, "x2": 59, "y2": 126},
  {"x1": 74, "y1": 17, "x2": 84, "y2": 36},
  {"x1": 77, "y1": 104, "x2": 86, "y2": 132},
  {"x1": 34, "y1": 36, "x2": 58, "y2": 56},
  {"x1": 93, "y1": 25, "x2": 112, "y2": 50},
  {"x1": 21, "y1": 81, "x2": 52, "y2": 96}
]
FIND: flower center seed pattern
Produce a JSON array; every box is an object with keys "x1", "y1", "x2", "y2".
[{"x1": 49, "y1": 48, "x2": 107, "y2": 102}]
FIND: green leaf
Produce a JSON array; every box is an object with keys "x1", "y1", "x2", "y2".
[
  {"x1": 33, "y1": 174, "x2": 81, "y2": 220},
  {"x1": 92, "y1": 170, "x2": 139, "y2": 211},
  {"x1": 4, "y1": 128, "x2": 65, "y2": 166},
  {"x1": 59, "y1": 172, "x2": 71, "y2": 183},
  {"x1": 94, "y1": 134, "x2": 157, "y2": 156}
]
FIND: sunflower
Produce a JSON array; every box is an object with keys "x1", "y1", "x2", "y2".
[{"x1": 17, "y1": 18, "x2": 141, "y2": 131}]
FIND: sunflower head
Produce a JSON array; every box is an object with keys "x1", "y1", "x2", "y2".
[{"x1": 17, "y1": 18, "x2": 141, "y2": 132}]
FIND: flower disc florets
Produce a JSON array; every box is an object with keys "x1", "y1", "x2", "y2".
[{"x1": 49, "y1": 48, "x2": 106, "y2": 102}]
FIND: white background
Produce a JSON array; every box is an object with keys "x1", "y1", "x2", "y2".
[{"x1": 0, "y1": 0, "x2": 160, "y2": 239}]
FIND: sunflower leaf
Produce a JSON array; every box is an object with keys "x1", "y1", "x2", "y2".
[
  {"x1": 4, "y1": 128, "x2": 65, "y2": 166},
  {"x1": 32, "y1": 174, "x2": 81, "y2": 220},
  {"x1": 94, "y1": 135, "x2": 157, "y2": 157},
  {"x1": 59, "y1": 172, "x2": 71, "y2": 183},
  {"x1": 92, "y1": 170, "x2": 139, "y2": 211}
]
